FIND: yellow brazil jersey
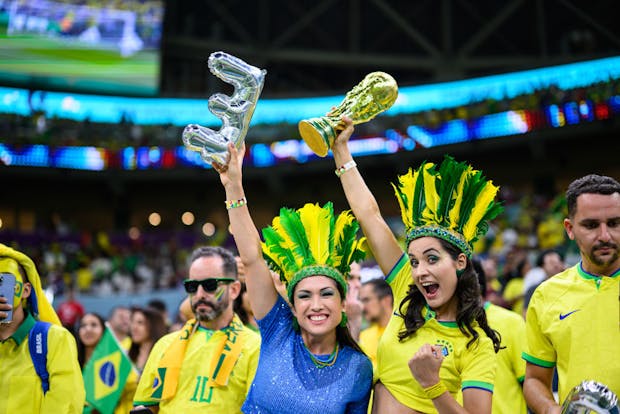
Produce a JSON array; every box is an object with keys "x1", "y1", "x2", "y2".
[
  {"x1": 485, "y1": 302, "x2": 527, "y2": 414},
  {"x1": 134, "y1": 322, "x2": 260, "y2": 413},
  {"x1": 359, "y1": 323, "x2": 385, "y2": 372},
  {"x1": 377, "y1": 254, "x2": 497, "y2": 413},
  {"x1": 502, "y1": 277, "x2": 524, "y2": 316},
  {"x1": 523, "y1": 264, "x2": 620, "y2": 403},
  {"x1": 0, "y1": 312, "x2": 85, "y2": 413}
]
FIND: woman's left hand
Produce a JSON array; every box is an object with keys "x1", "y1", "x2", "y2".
[
  {"x1": 212, "y1": 142, "x2": 245, "y2": 188},
  {"x1": 408, "y1": 343, "x2": 444, "y2": 388}
]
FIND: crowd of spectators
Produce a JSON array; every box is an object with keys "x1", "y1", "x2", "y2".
[{"x1": 1, "y1": 183, "x2": 577, "y2": 325}]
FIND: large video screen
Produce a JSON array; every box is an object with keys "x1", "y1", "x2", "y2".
[{"x1": 0, "y1": 0, "x2": 164, "y2": 96}]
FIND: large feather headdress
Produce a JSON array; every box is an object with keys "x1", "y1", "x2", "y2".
[
  {"x1": 392, "y1": 155, "x2": 503, "y2": 258},
  {"x1": 261, "y1": 202, "x2": 366, "y2": 301}
]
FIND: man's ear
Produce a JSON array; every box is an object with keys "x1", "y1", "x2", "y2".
[
  {"x1": 563, "y1": 218, "x2": 575, "y2": 240},
  {"x1": 229, "y1": 280, "x2": 241, "y2": 300}
]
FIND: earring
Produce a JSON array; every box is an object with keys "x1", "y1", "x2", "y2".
[
  {"x1": 339, "y1": 311, "x2": 348, "y2": 327},
  {"x1": 456, "y1": 268, "x2": 465, "y2": 277},
  {"x1": 292, "y1": 316, "x2": 300, "y2": 331}
]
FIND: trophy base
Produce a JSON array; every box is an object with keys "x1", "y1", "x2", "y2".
[{"x1": 298, "y1": 118, "x2": 337, "y2": 157}]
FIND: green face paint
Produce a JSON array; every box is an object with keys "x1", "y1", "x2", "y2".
[{"x1": 214, "y1": 285, "x2": 226, "y2": 302}]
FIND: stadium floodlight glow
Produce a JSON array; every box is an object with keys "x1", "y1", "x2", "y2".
[
  {"x1": 148, "y1": 212, "x2": 161, "y2": 226},
  {"x1": 181, "y1": 212, "x2": 195, "y2": 226}
]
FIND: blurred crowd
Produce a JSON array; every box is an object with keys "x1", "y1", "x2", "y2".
[{"x1": 2, "y1": 183, "x2": 576, "y2": 325}]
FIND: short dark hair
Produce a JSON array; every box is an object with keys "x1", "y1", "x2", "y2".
[
  {"x1": 189, "y1": 246, "x2": 238, "y2": 279},
  {"x1": 535, "y1": 249, "x2": 563, "y2": 268},
  {"x1": 147, "y1": 298, "x2": 167, "y2": 313},
  {"x1": 566, "y1": 174, "x2": 620, "y2": 218},
  {"x1": 362, "y1": 278, "x2": 393, "y2": 303}
]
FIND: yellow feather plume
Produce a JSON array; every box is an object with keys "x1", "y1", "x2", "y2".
[
  {"x1": 447, "y1": 167, "x2": 470, "y2": 230},
  {"x1": 462, "y1": 180, "x2": 500, "y2": 241},
  {"x1": 299, "y1": 203, "x2": 331, "y2": 265},
  {"x1": 423, "y1": 166, "x2": 439, "y2": 223}
]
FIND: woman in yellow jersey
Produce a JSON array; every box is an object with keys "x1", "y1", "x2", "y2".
[{"x1": 331, "y1": 117, "x2": 502, "y2": 414}]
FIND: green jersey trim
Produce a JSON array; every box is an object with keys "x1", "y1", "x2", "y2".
[
  {"x1": 462, "y1": 380, "x2": 493, "y2": 392},
  {"x1": 385, "y1": 253, "x2": 408, "y2": 285},
  {"x1": 522, "y1": 352, "x2": 555, "y2": 368}
]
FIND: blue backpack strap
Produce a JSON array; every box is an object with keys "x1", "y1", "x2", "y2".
[{"x1": 28, "y1": 321, "x2": 51, "y2": 394}]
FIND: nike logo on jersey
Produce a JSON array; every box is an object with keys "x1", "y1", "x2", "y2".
[{"x1": 559, "y1": 310, "x2": 580, "y2": 320}]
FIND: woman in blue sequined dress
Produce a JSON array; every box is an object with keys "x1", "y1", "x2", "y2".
[{"x1": 213, "y1": 143, "x2": 372, "y2": 414}]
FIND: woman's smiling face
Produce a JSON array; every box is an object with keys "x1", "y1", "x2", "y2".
[
  {"x1": 292, "y1": 275, "x2": 344, "y2": 337},
  {"x1": 78, "y1": 313, "x2": 104, "y2": 348}
]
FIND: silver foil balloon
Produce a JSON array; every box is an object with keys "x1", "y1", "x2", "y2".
[
  {"x1": 561, "y1": 381, "x2": 619, "y2": 414},
  {"x1": 182, "y1": 51, "x2": 266, "y2": 165}
]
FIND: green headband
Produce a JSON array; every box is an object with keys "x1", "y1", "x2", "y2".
[{"x1": 286, "y1": 265, "x2": 348, "y2": 303}]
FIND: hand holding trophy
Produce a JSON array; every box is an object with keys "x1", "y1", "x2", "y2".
[
  {"x1": 182, "y1": 51, "x2": 266, "y2": 165},
  {"x1": 298, "y1": 71, "x2": 398, "y2": 157},
  {"x1": 561, "y1": 380, "x2": 619, "y2": 414}
]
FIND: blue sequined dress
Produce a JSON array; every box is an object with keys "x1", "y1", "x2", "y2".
[{"x1": 242, "y1": 296, "x2": 373, "y2": 413}]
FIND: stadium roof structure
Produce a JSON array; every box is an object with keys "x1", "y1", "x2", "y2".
[{"x1": 160, "y1": 0, "x2": 620, "y2": 98}]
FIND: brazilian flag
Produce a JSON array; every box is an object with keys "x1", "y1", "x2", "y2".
[{"x1": 83, "y1": 327, "x2": 133, "y2": 414}]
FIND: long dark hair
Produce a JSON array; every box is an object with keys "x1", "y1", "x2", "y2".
[
  {"x1": 76, "y1": 312, "x2": 106, "y2": 368},
  {"x1": 397, "y1": 238, "x2": 501, "y2": 352},
  {"x1": 128, "y1": 306, "x2": 167, "y2": 364}
]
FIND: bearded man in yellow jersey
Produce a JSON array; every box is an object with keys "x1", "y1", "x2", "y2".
[
  {"x1": 133, "y1": 246, "x2": 260, "y2": 413},
  {"x1": 523, "y1": 174, "x2": 620, "y2": 414}
]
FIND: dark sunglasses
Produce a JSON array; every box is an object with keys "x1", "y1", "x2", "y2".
[{"x1": 183, "y1": 278, "x2": 235, "y2": 294}]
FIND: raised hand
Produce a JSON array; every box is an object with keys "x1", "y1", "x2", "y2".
[
  {"x1": 212, "y1": 142, "x2": 245, "y2": 188},
  {"x1": 332, "y1": 116, "x2": 355, "y2": 149}
]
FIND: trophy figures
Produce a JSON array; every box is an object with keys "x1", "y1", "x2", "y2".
[
  {"x1": 298, "y1": 71, "x2": 398, "y2": 157},
  {"x1": 561, "y1": 380, "x2": 619, "y2": 414},
  {"x1": 182, "y1": 51, "x2": 266, "y2": 165}
]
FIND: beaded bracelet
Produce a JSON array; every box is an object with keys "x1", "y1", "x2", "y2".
[
  {"x1": 335, "y1": 160, "x2": 357, "y2": 177},
  {"x1": 225, "y1": 197, "x2": 247, "y2": 210},
  {"x1": 423, "y1": 381, "x2": 448, "y2": 400}
]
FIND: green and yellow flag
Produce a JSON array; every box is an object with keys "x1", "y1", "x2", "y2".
[{"x1": 83, "y1": 326, "x2": 133, "y2": 414}]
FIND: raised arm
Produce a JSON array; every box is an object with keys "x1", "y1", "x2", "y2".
[
  {"x1": 331, "y1": 117, "x2": 404, "y2": 275},
  {"x1": 213, "y1": 143, "x2": 278, "y2": 319}
]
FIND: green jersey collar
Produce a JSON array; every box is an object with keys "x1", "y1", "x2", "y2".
[
  {"x1": 577, "y1": 262, "x2": 620, "y2": 279},
  {"x1": 11, "y1": 310, "x2": 36, "y2": 346}
]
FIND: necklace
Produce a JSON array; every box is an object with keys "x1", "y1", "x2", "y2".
[{"x1": 303, "y1": 342, "x2": 340, "y2": 368}]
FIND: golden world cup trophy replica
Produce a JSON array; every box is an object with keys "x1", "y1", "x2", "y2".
[{"x1": 298, "y1": 71, "x2": 398, "y2": 157}]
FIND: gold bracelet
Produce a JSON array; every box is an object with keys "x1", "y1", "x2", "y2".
[
  {"x1": 423, "y1": 381, "x2": 447, "y2": 400},
  {"x1": 335, "y1": 160, "x2": 357, "y2": 177},
  {"x1": 225, "y1": 197, "x2": 247, "y2": 210}
]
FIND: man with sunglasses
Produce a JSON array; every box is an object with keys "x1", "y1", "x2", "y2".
[{"x1": 133, "y1": 246, "x2": 260, "y2": 413}]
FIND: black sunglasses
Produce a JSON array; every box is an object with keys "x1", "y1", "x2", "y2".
[{"x1": 183, "y1": 278, "x2": 235, "y2": 294}]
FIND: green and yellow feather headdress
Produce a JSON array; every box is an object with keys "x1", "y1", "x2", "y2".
[
  {"x1": 261, "y1": 202, "x2": 366, "y2": 301},
  {"x1": 392, "y1": 155, "x2": 503, "y2": 257}
]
